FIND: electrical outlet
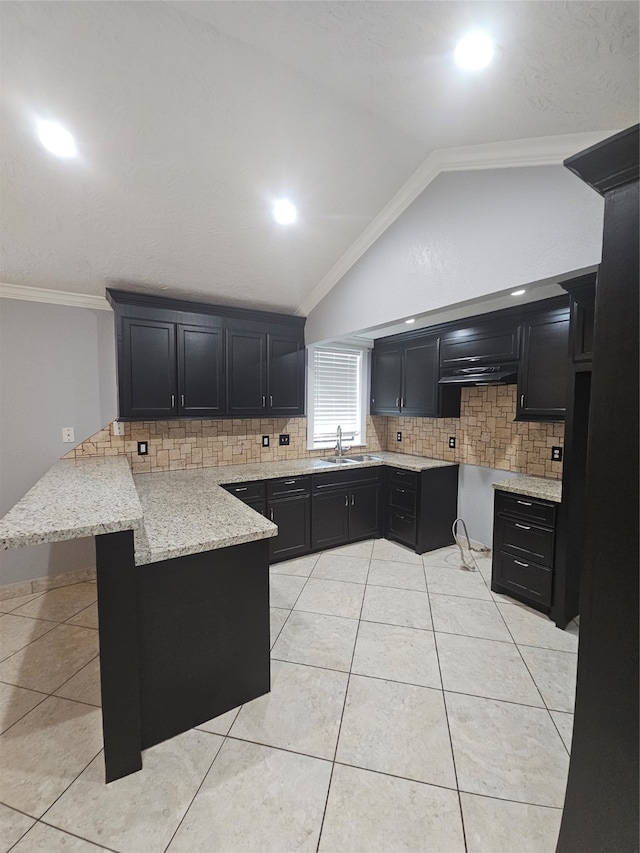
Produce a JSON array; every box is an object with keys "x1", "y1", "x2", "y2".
[
  {"x1": 262, "y1": 435, "x2": 269, "y2": 447},
  {"x1": 112, "y1": 421, "x2": 124, "y2": 436},
  {"x1": 62, "y1": 427, "x2": 75, "y2": 443},
  {"x1": 448, "y1": 436, "x2": 456, "y2": 449},
  {"x1": 396, "y1": 431, "x2": 402, "y2": 442},
  {"x1": 279, "y1": 434, "x2": 290, "y2": 446},
  {"x1": 137, "y1": 441, "x2": 148, "y2": 456},
  {"x1": 551, "y1": 446, "x2": 563, "y2": 462}
]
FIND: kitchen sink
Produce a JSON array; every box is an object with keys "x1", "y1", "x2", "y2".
[{"x1": 322, "y1": 454, "x2": 381, "y2": 464}]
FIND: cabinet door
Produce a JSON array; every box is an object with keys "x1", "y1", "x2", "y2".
[
  {"x1": 440, "y1": 322, "x2": 520, "y2": 368},
  {"x1": 401, "y1": 337, "x2": 439, "y2": 416},
  {"x1": 268, "y1": 496, "x2": 311, "y2": 562},
  {"x1": 517, "y1": 310, "x2": 570, "y2": 422},
  {"x1": 121, "y1": 318, "x2": 177, "y2": 418},
  {"x1": 311, "y1": 490, "x2": 350, "y2": 550},
  {"x1": 370, "y1": 345, "x2": 402, "y2": 414},
  {"x1": 177, "y1": 324, "x2": 224, "y2": 418},
  {"x1": 268, "y1": 335, "x2": 305, "y2": 416},
  {"x1": 226, "y1": 330, "x2": 267, "y2": 416},
  {"x1": 348, "y1": 484, "x2": 381, "y2": 540}
]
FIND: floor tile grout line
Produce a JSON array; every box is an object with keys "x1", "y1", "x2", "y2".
[
  {"x1": 315, "y1": 547, "x2": 375, "y2": 852},
  {"x1": 50, "y1": 653, "x2": 101, "y2": 703},
  {"x1": 0, "y1": 620, "x2": 64, "y2": 666},
  {"x1": 423, "y1": 557, "x2": 469, "y2": 853},
  {"x1": 162, "y1": 729, "x2": 227, "y2": 852},
  {"x1": 34, "y1": 819, "x2": 121, "y2": 853},
  {"x1": 38, "y1": 744, "x2": 105, "y2": 835}
]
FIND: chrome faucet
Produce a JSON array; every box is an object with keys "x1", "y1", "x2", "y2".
[{"x1": 335, "y1": 425, "x2": 350, "y2": 458}]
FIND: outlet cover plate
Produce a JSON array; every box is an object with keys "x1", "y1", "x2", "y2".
[
  {"x1": 279, "y1": 434, "x2": 290, "y2": 446},
  {"x1": 448, "y1": 436, "x2": 456, "y2": 449},
  {"x1": 396, "y1": 431, "x2": 402, "y2": 442},
  {"x1": 551, "y1": 446, "x2": 563, "y2": 462}
]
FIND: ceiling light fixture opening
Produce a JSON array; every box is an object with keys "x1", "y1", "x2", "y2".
[
  {"x1": 273, "y1": 199, "x2": 297, "y2": 225},
  {"x1": 511, "y1": 289, "x2": 526, "y2": 296},
  {"x1": 454, "y1": 32, "x2": 495, "y2": 70},
  {"x1": 405, "y1": 318, "x2": 416, "y2": 324},
  {"x1": 37, "y1": 120, "x2": 77, "y2": 158}
]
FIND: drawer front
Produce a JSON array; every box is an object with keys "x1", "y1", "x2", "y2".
[
  {"x1": 312, "y1": 466, "x2": 382, "y2": 492},
  {"x1": 492, "y1": 550, "x2": 552, "y2": 606},
  {"x1": 389, "y1": 468, "x2": 418, "y2": 489},
  {"x1": 223, "y1": 480, "x2": 266, "y2": 502},
  {"x1": 387, "y1": 510, "x2": 416, "y2": 547},
  {"x1": 496, "y1": 491, "x2": 556, "y2": 527},
  {"x1": 495, "y1": 515, "x2": 555, "y2": 568},
  {"x1": 267, "y1": 476, "x2": 311, "y2": 499},
  {"x1": 388, "y1": 485, "x2": 416, "y2": 515}
]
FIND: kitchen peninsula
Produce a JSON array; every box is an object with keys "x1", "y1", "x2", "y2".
[{"x1": 0, "y1": 451, "x2": 457, "y2": 782}]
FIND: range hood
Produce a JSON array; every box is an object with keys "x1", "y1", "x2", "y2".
[{"x1": 438, "y1": 363, "x2": 518, "y2": 387}]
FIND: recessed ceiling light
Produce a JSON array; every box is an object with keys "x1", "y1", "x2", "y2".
[
  {"x1": 273, "y1": 199, "x2": 297, "y2": 225},
  {"x1": 37, "y1": 120, "x2": 77, "y2": 158},
  {"x1": 454, "y1": 32, "x2": 495, "y2": 70},
  {"x1": 511, "y1": 289, "x2": 526, "y2": 296},
  {"x1": 405, "y1": 318, "x2": 416, "y2": 324}
]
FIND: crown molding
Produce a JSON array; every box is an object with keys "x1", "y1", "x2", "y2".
[
  {"x1": 0, "y1": 283, "x2": 111, "y2": 311},
  {"x1": 296, "y1": 130, "x2": 617, "y2": 317}
]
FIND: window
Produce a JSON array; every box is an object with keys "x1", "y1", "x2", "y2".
[{"x1": 307, "y1": 345, "x2": 367, "y2": 449}]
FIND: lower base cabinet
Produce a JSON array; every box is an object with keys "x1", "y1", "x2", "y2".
[
  {"x1": 311, "y1": 468, "x2": 382, "y2": 550},
  {"x1": 268, "y1": 495, "x2": 311, "y2": 562},
  {"x1": 385, "y1": 465, "x2": 459, "y2": 555},
  {"x1": 491, "y1": 490, "x2": 557, "y2": 612}
]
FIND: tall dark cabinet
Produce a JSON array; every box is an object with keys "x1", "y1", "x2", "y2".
[
  {"x1": 557, "y1": 126, "x2": 639, "y2": 853},
  {"x1": 516, "y1": 306, "x2": 569, "y2": 422}
]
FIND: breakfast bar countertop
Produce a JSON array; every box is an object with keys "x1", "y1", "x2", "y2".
[
  {"x1": 492, "y1": 475, "x2": 562, "y2": 503},
  {"x1": 0, "y1": 450, "x2": 457, "y2": 566}
]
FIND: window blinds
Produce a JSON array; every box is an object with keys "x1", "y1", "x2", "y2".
[{"x1": 312, "y1": 348, "x2": 362, "y2": 444}]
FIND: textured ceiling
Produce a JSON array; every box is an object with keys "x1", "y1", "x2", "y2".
[{"x1": 1, "y1": 1, "x2": 638, "y2": 314}]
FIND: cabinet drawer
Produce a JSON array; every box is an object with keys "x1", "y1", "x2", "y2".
[
  {"x1": 389, "y1": 468, "x2": 418, "y2": 489},
  {"x1": 492, "y1": 550, "x2": 552, "y2": 607},
  {"x1": 388, "y1": 485, "x2": 416, "y2": 515},
  {"x1": 223, "y1": 480, "x2": 266, "y2": 503},
  {"x1": 496, "y1": 491, "x2": 556, "y2": 527},
  {"x1": 267, "y1": 476, "x2": 310, "y2": 499},
  {"x1": 312, "y1": 467, "x2": 381, "y2": 492},
  {"x1": 387, "y1": 510, "x2": 416, "y2": 547},
  {"x1": 495, "y1": 515, "x2": 555, "y2": 568}
]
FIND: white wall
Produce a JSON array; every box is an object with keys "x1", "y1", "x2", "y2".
[
  {"x1": 0, "y1": 299, "x2": 117, "y2": 585},
  {"x1": 456, "y1": 464, "x2": 523, "y2": 548},
  {"x1": 305, "y1": 165, "x2": 604, "y2": 343}
]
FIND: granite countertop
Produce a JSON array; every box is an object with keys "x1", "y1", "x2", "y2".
[
  {"x1": 0, "y1": 451, "x2": 457, "y2": 566},
  {"x1": 0, "y1": 456, "x2": 143, "y2": 549},
  {"x1": 492, "y1": 476, "x2": 562, "y2": 503}
]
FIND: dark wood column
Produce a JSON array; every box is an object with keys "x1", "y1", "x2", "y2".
[{"x1": 557, "y1": 126, "x2": 639, "y2": 852}]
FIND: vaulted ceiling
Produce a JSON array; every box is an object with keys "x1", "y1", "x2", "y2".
[{"x1": 1, "y1": 1, "x2": 638, "y2": 314}]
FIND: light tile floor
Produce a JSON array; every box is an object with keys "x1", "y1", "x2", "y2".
[{"x1": 0, "y1": 539, "x2": 578, "y2": 852}]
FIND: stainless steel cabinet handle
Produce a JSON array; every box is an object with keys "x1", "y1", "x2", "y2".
[
  {"x1": 351, "y1": 494, "x2": 355, "y2": 506},
  {"x1": 398, "y1": 489, "x2": 405, "y2": 493},
  {"x1": 235, "y1": 487, "x2": 248, "y2": 492},
  {"x1": 270, "y1": 508, "x2": 274, "y2": 521},
  {"x1": 181, "y1": 394, "x2": 185, "y2": 407},
  {"x1": 516, "y1": 500, "x2": 532, "y2": 506},
  {"x1": 400, "y1": 397, "x2": 404, "y2": 407},
  {"x1": 520, "y1": 394, "x2": 525, "y2": 407},
  {"x1": 269, "y1": 395, "x2": 273, "y2": 406},
  {"x1": 262, "y1": 395, "x2": 266, "y2": 407},
  {"x1": 284, "y1": 480, "x2": 296, "y2": 485},
  {"x1": 344, "y1": 495, "x2": 348, "y2": 507},
  {"x1": 514, "y1": 559, "x2": 529, "y2": 567},
  {"x1": 515, "y1": 523, "x2": 531, "y2": 530},
  {"x1": 171, "y1": 394, "x2": 175, "y2": 407},
  {"x1": 397, "y1": 514, "x2": 405, "y2": 520}
]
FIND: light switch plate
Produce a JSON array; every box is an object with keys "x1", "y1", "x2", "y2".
[
  {"x1": 262, "y1": 435, "x2": 269, "y2": 447},
  {"x1": 137, "y1": 441, "x2": 148, "y2": 456}
]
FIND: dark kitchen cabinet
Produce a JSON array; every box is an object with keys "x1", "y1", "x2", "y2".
[
  {"x1": 384, "y1": 465, "x2": 459, "y2": 554},
  {"x1": 107, "y1": 289, "x2": 305, "y2": 421},
  {"x1": 440, "y1": 320, "x2": 520, "y2": 368},
  {"x1": 226, "y1": 330, "x2": 305, "y2": 417},
  {"x1": 491, "y1": 489, "x2": 558, "y2": 611},
  {"x1": 516, "y1": 307, "x2": 570, "y2": 422},
  {"x1": 371, "y1": 335, "x2": 460, "y2": 418},
  {"x1": 121, "y1": 318, "x2": 177, "y2": 419},
  {"x1": 311, "y1": 467, "x2": 382, "y2": 550},
  {"x1": 221, "y1": 480, "x2": 266, "y2": 516},
  {"x1": 266, "y1": 476, "x2": 311, "y2": 562}
]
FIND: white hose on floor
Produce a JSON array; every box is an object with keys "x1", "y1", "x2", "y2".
[{"x1": 451, "y1": 517, "x2": 482, "y2": 572}]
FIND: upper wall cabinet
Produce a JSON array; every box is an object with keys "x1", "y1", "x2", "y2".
[
  {"x1": 371, "y1": 334, "x2": 461, "y2": 418},
  {"x1": 516, "y1": 307, "x2": 570, "y2": 422},
  {"x1": 440, "y1": 320, "x2": 520, "y2": 369},
  {"x1": 226, "y1": 328, "x2": 305, "y2": 417},
  {"x1": 107, "y1": 290, "x2": 305, "y2": 421}
]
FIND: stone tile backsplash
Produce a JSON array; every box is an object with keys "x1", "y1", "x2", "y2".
[{"x1": 66, "y1": 386, "x2": 563, "y2": 479}]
